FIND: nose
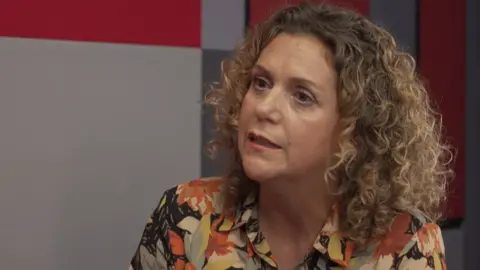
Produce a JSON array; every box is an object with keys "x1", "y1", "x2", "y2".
[{"x1": 254, "y1": 86, "x2": 283, "y2": 124}]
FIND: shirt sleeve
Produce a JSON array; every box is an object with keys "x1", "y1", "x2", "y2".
[
  {"x1": 129, "y1": 192, "x2": 176, "y2": 270},
  {"x1": 396, "y1": 223, "x2": 447, "y2": 270}
]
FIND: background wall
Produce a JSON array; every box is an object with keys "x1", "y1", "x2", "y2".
[
  {"x1": 0, "y1": 1, "x2": 203, "y2": 269},
  {"x1": 0, "y1": 0, "x2": 476, "y2": 269}
]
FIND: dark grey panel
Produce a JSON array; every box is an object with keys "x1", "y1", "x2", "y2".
[
  {"x1": 202, "y1": 0, "x2": 246, "y2": 50},
  {"x1": 369, "y1": 0, "x2": 418, "y2": 58},
  {"x1": 464, "y1": 0, "x2": 480, "y2": 268},
  {"x1": 201, "y1": 49, "x2": 234, "y2": 177}
]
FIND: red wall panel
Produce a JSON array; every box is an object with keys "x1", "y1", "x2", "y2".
[
  {"x1": 419, "y1": 0, "x2": 466, "y2": 220},
  {"x1": 249, "y1": 0, "x2": 369, "y2": 26},
  {"x1": 0, "y1": 0, "x2": 201, "y2": 47}
]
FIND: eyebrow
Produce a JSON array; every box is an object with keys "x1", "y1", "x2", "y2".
[{"x1": 252, "y1": 64, "x2": 324, "y2": 93}]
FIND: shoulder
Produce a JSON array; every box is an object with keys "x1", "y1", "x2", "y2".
[
  {"x1": 160, "y1": 176, "x2": 228, "y2": 216},
  {"x1": 129, "y1": 177, "x2": 228, "y2": 269},
  {"x1": 365, "y1": 211, "x2": 446, "y2": 269}
]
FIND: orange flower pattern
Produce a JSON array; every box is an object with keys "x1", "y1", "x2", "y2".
[{"x1": 129, "y1": 178, "x2": 447, "y2": 269}]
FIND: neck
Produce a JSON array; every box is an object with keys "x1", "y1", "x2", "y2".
[{"x1": 258, "y1": 175, "x2": 336, "y2": 240}]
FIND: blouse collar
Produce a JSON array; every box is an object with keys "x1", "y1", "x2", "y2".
[{"x1": 217, "y1": 193, "x2": 355, "y2": 267}]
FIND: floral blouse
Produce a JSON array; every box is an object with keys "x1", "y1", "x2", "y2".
[{"x1": 129, "y1": 178, "x2": 447, "y2": 270}]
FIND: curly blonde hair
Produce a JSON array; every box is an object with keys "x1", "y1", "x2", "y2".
[{"x1": 205, "y1": 2, "x2": 453, "y2": 247}]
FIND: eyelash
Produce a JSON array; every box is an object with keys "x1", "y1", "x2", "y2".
[{"x1": 251, "y1": 76, "x2": 317, "y2": 106}]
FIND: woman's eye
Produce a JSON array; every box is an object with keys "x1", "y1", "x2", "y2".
[
  {"x1": 294, "y1": 90, "x2": 315, "y2": 105},
  {"x1": 252, "y1": 77, "x2": 270, "y2": 91}
]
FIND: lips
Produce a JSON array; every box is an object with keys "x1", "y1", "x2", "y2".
[{"x1": 247, "y1": 131, "x2": 281, "y2": 149}]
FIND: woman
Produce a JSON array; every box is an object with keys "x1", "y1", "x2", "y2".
[{"x1": 129, "y1": 2, "x2": 451, "y2": 269}]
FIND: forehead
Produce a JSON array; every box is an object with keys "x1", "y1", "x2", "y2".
[{"x1": 255, "y1": 33, "x2": 336, "y2": 85}]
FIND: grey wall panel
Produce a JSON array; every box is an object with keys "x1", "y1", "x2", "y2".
[
  {"x1": 201, "y1": 49, "x2": 234, "y2": 177},
  {"x1": 465, "y1": 0, "x2": 480, "y2": 268},
  {"x1": 202, "y1": 0, "x2": 246, "y2": 50},
  {"x1": 0, "y1": 37, "x2": 202, "y2": 270},
  {"x1": 442, "y1": 229, "x2": 463, "y2": 269},
  {"x1": 369, "y1": 0, "x2": 418, "y2": 57}
]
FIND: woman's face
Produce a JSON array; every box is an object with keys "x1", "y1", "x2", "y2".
[{"x1": 238, "y1": 33, "x2": 340, "y2": 183}]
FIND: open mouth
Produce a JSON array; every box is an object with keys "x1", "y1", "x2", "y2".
[{"x1": 247, "y1": 132, "x2": 281, "y2": 149}]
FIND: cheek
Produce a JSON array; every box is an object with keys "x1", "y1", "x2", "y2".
[
  {"x1": 238, "y1": 94, "x2": 255, "y2": 125},
  {"x1": 287, "y1": 118, "x2": 338, "y2": 157},
  {"x1": 287, "y1": 133, "x2": 336, "y2": 171}
]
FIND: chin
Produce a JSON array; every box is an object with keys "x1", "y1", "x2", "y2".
[{"x1": 241, "y1": 157, "x2": 279, "y2": 183}]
